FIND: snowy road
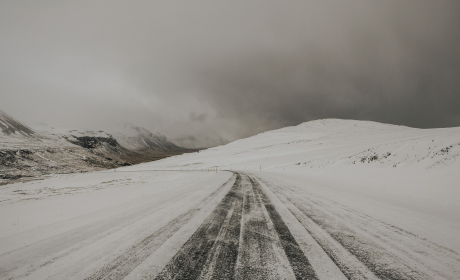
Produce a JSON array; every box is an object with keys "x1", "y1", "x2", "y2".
[{"x1": 1, "y1": 170, "x2": 459, "y2": 279}]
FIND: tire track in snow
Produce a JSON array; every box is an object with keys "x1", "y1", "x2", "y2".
[
  {"x1": 259, "y1": 176, "x2": 460, "y2": 280},
  {"x1": 253, "y1": 176, "x2": 348, "y2": 280},
  {"x1": 249, "y1": 177, "x2": 319, "y2": 280},
  {"x1": 301, "y1": 191, "x2": 460, "y2": 279},
  {"x1": 87, "y1": 210, "x2": 199, "y2": 280},
  {"x1": 85, "y1": 175, "x2": 236, "y2": 280},
  {"x1": 154, "y1": 174, "x2": 243, "y2": 279},
  {"x1": 0, "y1": 174, "x2": 235, "y2": 280},
  {"x1": 283, "y1": 187, "x2": 428, "y2": 279},
  {"x1": 265, "y1": 181, "x2": 378, "y2": 280},
  {"x1": 234, "y1": 174, "x2": 286, "y2": 279},
  {"x1": 155, "y1": 173, "x2": 319, "y2": 280},
  {"x1": 198, "y1": 176, "x2": 243, "y2": 279},
  {"x1": 269, "y1": 181, "x2": 425, "y2": 280},
  {"x1": 0, "y1": 197, "x2": 187, "y2": 280}
]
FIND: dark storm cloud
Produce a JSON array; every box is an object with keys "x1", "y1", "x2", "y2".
[
  {"x1": 1, "y1": 1, "x2": 459, "y2": 143},
  {"x1": 189, "y1": 1, "x2": 460, "y2": 137}
]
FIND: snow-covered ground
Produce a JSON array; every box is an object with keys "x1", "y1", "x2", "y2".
[
  {"x1": 0, "y1": 170, "x2": 233, "y2": 279},
  {"x1": 1, "y1": 119, "x2": 459, "y2": 279},
  {"x1": 134, "y1": 119, "x2": 460, "y2": 248}
]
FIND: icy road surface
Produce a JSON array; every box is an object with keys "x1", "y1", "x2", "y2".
[{"x1": 0, "y1": 170, "x2": 459, "y2": 279}]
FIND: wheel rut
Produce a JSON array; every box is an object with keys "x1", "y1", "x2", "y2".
[
  {"x1": 258, "y1": 176, "x2": 460, "y2": 280},
  {"x1": 154, "y1": 173, "x2": 320, "y2": 280},
  {"x1": 85, "y1": 175, "x2": 236, "y2": 280}
]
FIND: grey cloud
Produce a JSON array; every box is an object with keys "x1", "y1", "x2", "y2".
[
  {"x1": 1, "y1": 1, "x2": 459, "y2": 144},
  {"x1": 189, "y1": 112, "x2": 208, "y2": 123},
  {"x1": 188, "y1": 1, "x2": 460, "y2": 137}
]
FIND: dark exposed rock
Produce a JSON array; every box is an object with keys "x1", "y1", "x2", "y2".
[
  {"x1": 65, "y1": 136, "x2": 118, "y2": 149},
  {"x1": 0, "y1": 174, "x2": 23, "y2": 180}
]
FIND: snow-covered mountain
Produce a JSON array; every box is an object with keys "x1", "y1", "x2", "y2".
[
  {"x1": 0, "y1": 110, "x2": 191, "y2": 183},
  {"x1": 31, "y1": 125, "x2": 140, "y2": 164}
]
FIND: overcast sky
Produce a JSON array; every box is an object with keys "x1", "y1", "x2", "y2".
[{"x1": 1, "y1": 1, "x2": 459, "y2": 144}]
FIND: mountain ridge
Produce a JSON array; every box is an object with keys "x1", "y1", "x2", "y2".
[{"x1": 0, "y1": 110, "x2": 36, "y2": 137}]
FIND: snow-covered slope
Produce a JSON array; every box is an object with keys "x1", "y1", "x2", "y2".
[{"x1": 139, "y1": 119, "x2": 460, "y2": 171}]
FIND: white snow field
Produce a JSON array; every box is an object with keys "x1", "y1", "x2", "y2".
[{"x1": 1, "y1": 119, "x2": 459, "y2": 279}]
